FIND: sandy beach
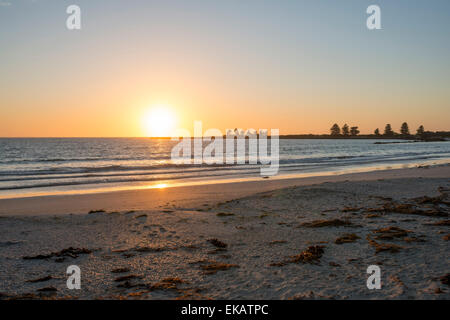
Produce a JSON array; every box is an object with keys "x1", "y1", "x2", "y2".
[{"x1": 0, "y1": 165, "x2": 449, "y2": 299}]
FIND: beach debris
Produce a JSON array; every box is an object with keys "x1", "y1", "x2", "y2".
[
  {"x1": 289, "y1": 245, "x2": 325, "y2": 264},
  {"x1": 335, "y1": 233, "x2": 360, "y2": 244},
  {"x1": 23, "y1": 247, "x2": 93, "y2": 260},
  {"x1": 127, "y1": 291, "x2": 147, "y2": 297},
  {"x1": 271, "y1": 245, "x2": 325, "y2": 266},
  {"x1": 179, "y1": 243, "x2": 200, "y2": 250},
  {"x1": 111, "y1": 268, "x2": 130, "y2": 274},
  {"x1": 88, "y1": 209, "x2": 105, "y2": 214},
  {"x1": 114, "y1": 275, "x2": 142, "y2": 282},
  {"x1": 365, "y1": 213, "x2": 382, "y2": 218},
  {"x1": 341, "y1": 207, "x2": 363, "y2": 212},
  {"x1": 37, "y1": 287, "x2": 57, "y2": 292},
  {"x1": 200, "y1": 261, "x2": 239, "y2": 275},
  {"x1": 216, "y1": 212, "x2": 234, "y2": 217},
  {"x1": 208, "y1": 248, "x2": 227, "y2": 255},
  {"x1": 329, "y1": 262, "x2": 341, "y2": 267},
  {"x1": 26, "y1": 275, "x2": 53, "y2": 283},
  {"x1": 370, "y1": 226, "x2": 426, "y2": 243},
  {"x1": 372, "y1": 226, "x2": 410, "y2": 240},
  {"x1": 413, "y1": 194, "x2": 450, "y2": 206},
  {"x1": 207, "y1": 238, "x2": 228, "y2": 248},
  {"x1": 403, "y1": 237, "x2": 426, "y2": 243},
  {"x1": 150, "y1": 277, "x2": 187, "y2": 290},
  {"x1": 116, "y1": 281, "x2": 144, "y2": 289},
  {"x1": 134, "y1": 246, "x2": 166, "y2": 253},
  {"x1": 300, "y1": 219, "x2": 353, "y2": 228},
  {"x1": 373, "y1": 196, "x2": 393, "y2": 202},
  {"x1": 366, "y1": 236, "x2": 403, "y2": 254},
  {"x1": 269, "y1": 240, "x2": 288, "y2": 245},
  {"x1": 389, "y1": 275, "x2": 406, "y2": 293},
  {"x1": 374, "y1": 202, "x2": 448, "y2": 217}
]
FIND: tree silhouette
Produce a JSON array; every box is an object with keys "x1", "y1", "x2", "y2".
[
  {"x1": 330, "y1": 123, "x2": 341, "y2": 136},
  {"x1": 350, "y1": 126, "x2": 360, "y2": 136},
  {"x1": 342, "y1": 124, "x2": 350, "y2": 136},
  {"x1": 416, "y1": 125, "x2": 425, "y2": 136},
  {"x1": 384, "y1": 124, "x2": 394, "y2": 136},
  {"x1": 400, "y1": 122, "x2": 410, "y2": 135},
  {"x1": 374, "y1": 128, "x2": 380, "y2": 136}
]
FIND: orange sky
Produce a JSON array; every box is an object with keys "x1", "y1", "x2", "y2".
[{"x1": 1, "y1": 1, "x2": 449, "y2": 137}]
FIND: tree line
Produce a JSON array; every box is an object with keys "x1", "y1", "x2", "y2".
[{"x1": 330, "y1": 122, "x2": 425, "y2": 137}]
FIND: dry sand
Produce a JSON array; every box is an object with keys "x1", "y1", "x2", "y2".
[{"x1": 0, "y1": 165, "x2": 449, "y2": 299}]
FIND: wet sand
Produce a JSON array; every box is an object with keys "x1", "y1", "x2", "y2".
[{"x1": 1, "y1": 165, "x2": 449, "y2": 216}]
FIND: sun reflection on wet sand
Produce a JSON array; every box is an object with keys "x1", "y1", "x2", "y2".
[{"x1": 152, "y1": 183, "x2": 168, "y2": 189}]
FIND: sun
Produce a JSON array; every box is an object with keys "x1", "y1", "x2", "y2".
[{"x1": 143, "y1": 106, "x2": 176, "y2": 137}]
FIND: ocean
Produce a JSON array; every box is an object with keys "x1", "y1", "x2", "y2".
[{"x1": 0, "y1": 138, "x2": 449, "y2": 198}]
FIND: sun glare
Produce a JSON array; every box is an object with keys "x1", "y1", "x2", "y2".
[{"x1": 143, "y1": 106, "x2": 176, "y2": 137}]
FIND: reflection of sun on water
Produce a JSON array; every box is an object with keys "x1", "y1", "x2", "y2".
[{"x1": 143, "y1": 105, "x2": 176, "y2": 137}]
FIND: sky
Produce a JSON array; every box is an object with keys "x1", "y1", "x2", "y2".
[{"x1": 1, "y1": 0, "x2": 449, "y2": 137}]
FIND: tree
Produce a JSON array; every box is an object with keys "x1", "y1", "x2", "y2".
[
  {"x1": 350, "y1": 126, "x2": 360, "y2": 136},
  {"x1": 374, "y1": 128, "x2": 380, "y2": 136},
  {"x1": 330, "y1": 123, "x2": 341, "y2": 136},
  {"x1": 342, "y1": 124, "x2": 350, "y2": 136},
  {"x1": 384, "y1": 124, "x2": 394, "y2": 136},
  {"x1": 416, "y1": 125, "x2": 425, "y2": 136},
  {"x1": 400, "y1": 122, "x2": 410, "y2": 135}
]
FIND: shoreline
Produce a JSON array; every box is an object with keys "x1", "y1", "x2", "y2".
[{"x1": 1, "y1": 164, "x2": 449, "y2": 216}]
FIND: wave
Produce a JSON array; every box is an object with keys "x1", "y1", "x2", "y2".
[{"x1": 1, "y1": 150, "x2": 449, "y2": 178}]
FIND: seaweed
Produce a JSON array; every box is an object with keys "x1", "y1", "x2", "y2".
[
  {"x1": 26, "y1": 276, "x2": 53, "y2": 283},
  {"x1": 367, "y1": 236, "x2": 403, "y2": 254},
  {"x1": 207, "y1": 238, "x2": 228, "y2": 248},
  {"x1": 335, "y1": 233, "x2": 360, "y2": 244},
  {"x1": 200, "y1": 262, "x2": 239, "y2": 275},
  {"x1": 216, "y1": 212, "x2": 234, "y2": 217},
  {"x1": 372, "y1": 226, "x2": 410, "y2": 240},
  {"x1": 300, "y1": 219, "x2": 353, "y2": 228},
  {"x1": 271, "y1": 245, "x2": 325, "y2": 266},
  {"x1": 23, "y1": 247, "x2": 93, "y2": 260},
  {"x1": 288, "y1": 245, "x2": 325, "y2": 264},
  {"x1": 111, "y1": 268, "x2": 130, "y2": 274}
]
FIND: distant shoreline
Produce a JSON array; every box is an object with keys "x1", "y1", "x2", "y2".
[{"x1": 1, "y1": 132, "x2": 450, "y2": 140}]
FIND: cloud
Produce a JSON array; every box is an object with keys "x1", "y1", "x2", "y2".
[{"x1": 0, "y1": 1, "x2": 12, "y2": 7}]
